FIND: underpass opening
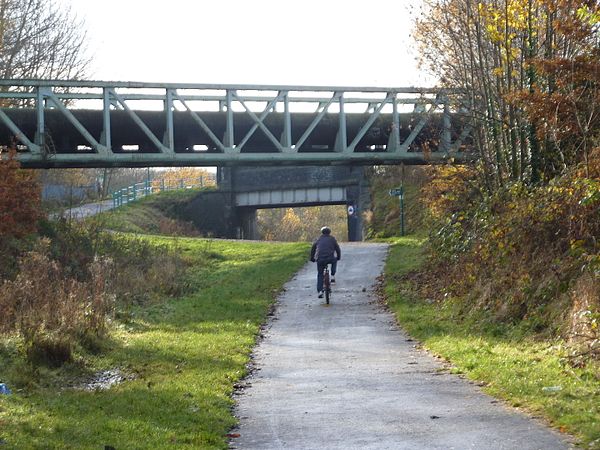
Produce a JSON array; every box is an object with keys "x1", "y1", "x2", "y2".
[{"x1": 255, "y1": 205, "x2": 349, "y2": 242}]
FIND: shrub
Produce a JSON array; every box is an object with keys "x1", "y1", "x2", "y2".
[
  {"x1": 0, "y1": 148, "x2": 43, "y2": 281},
  {"x1": 0, "y1": 239, "x2": 115, "y2": 365},
  {"x1": 42, "y1": 219, "x2": 191, "y2": 307},
  {"x1": 567, "y1": 273, "x2": 600, "y2": 365},
  {"x1": 0, "y1": 148, "x2": 42, "y2": 239},
  {"x1": 417, "y1": 164, "x2": 600, "y2": 359}
]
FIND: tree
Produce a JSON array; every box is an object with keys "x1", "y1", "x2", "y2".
[
  {"x1": 159, "y1": 167, "x2": 215, "y2": 189},
  {"x1": 513, "y1": 1, "x2": 600, "y2": 179},
  {"x1": 0, "y1": 0, "x2": 89, "y2": 81},
  {"x1": 257, "y1": 206, "x2": 348, "y2": 242},
  {"x1": 413, "y1": 0, "x2": 599, "y2": 186}
]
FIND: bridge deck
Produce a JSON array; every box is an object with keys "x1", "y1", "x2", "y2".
[{"x1": 0, "y1": 80, "x2": 472, "y2": 167}]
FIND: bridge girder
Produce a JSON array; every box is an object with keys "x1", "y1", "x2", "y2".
[{"x1": 0, "y1": 80, "x2": 473, "y2": 168}]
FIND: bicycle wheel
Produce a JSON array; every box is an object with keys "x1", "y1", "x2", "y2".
[{"x1": 323, "y1": 270, "x2": 330, "y2": 304}]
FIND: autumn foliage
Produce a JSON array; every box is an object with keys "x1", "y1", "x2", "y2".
[
  {"x1": 415, "y1": 0, "x2": 600, "y2": 185},
  {"x1": 257, "y1": 206, "x2": 348, "y2": 242},
  {"x1": 408, "y1": 0, "x2": 600, "y2": 363},
  {"x1": 417, "y1": 164, "x2": 600, "y2": 360},
  {"x1": 0, "y1": 148, "x2": 41, "y2": 238},
  {"x1": 157, "y1": 167, "x2": 215, "y2": 189}
]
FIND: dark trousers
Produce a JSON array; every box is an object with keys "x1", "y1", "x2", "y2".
[{"x1": 316, "y1": 257, "x2": 337, "y2": 292}]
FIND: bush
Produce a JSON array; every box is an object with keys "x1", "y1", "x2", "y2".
[
  {"x1": 416, "y1": 164, "x2": 600, "y2": 360},
  {"x1": 43, "y1": 219, "x2": 191, "y2": 307},
  {"x1": 0, "y1": 217, "x2": 192, "y2": 367},
  {"x1": 0, "y1": 148, "x2": 41, "y2": 239},
  {"x1": 0, "y1": 239, "x2": 115, "y2": 365},
  {"x1": 0, "y1": 148, "x2": 43, "y2": 282}
]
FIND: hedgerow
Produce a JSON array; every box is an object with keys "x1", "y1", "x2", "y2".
[{"x1": 418, "y1": 157, "x2": 599, "y2": 363}]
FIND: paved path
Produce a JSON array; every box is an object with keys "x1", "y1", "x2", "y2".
[
  {"x1": 232, "y1": 243, "x2": 570, "y2": 450},
  {"x1": 61, "y1": 199, "x2": 115, "y2": 219}
]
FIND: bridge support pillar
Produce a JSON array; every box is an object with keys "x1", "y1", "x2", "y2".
[
  {"x1": 345, "y1": 168, "x2": 370, "y2": 242},
  {"x1": 237, "y1": 208, "x2": 258, "y2": 240},
  {"x1": 347, "y1": 212, "x2": 360, "y2": 241},
  {"x1": 183, "y1": 190, "x2": 238, "y2": 238}
]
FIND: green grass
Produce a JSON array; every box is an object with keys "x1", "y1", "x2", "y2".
[
  {"x1": 96, "y1": 189, "x2": 207, "y2": 233},
  {"x1": 0, "y1": 237, "x2": 309, "y2": 449},
  {"x1": 384, "y1": 237, "x2": 600, "y2": 448}
]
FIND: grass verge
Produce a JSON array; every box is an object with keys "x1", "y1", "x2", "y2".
[
  {"x1": 0, "y1": 236, "x2": 309, "y2": 449},
  {"x1": 384, "y1": 237, "x2": 599, "y2": 449},
  {"x1": 96, "y1": 189, "x2": 206, "y2": 234}
]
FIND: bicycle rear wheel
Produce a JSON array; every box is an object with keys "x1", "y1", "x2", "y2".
[{"x1": 323, "y1": 270, "x2": 330, "y2": 304}]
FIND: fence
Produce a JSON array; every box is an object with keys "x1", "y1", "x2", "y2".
[{"x1": 112, "y1": 175, "x2": 216, "y2": 208}]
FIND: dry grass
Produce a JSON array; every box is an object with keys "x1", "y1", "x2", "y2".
[
  {"x1": 0, "y1": 239, "x2": 115, "y2": 365},
  {"x1": 567, "y1": 274, "x2": 600, "y2": 365},
  {"x1": 110, "y1": 244, "x2": 190, "y2": 307},
  {"x1": 0, "y1": 225, "x2": 191, "y2": 367},
  {"x1": 157, "y1": 216, "x2": 199, "y2": 236}
]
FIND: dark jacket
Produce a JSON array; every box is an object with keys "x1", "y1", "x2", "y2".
[{"x1": 310, "y1": 235, "x2": 341, "y2": 261}]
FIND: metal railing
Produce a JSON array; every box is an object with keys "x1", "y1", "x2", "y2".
[
  {"x1": 112, "y1": 175, "x2": 216, "y2": 208},
  {"x1": 0, "y1": 79, "x2": 473, "y2": 168}
]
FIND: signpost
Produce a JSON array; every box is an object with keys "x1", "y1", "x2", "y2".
[{"x1": 389, "y1": 186, "x2": 405, "y2": 236}]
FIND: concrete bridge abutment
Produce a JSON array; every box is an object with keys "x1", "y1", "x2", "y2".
[{"x1": 183, "y1": 166, "x2": 370, "y2": 241}]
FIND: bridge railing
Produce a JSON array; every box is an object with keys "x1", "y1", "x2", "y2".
[
  {"x1": 112, "y1": 175, "x2": 216, "y2": 208},
  {"x1": 0, "y1": 79, "x2": 472, "y2": 168}
]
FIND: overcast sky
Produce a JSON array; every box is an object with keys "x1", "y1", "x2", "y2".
[{"x1": 65, "y1": 0, "x2": 434, "y2": 88}]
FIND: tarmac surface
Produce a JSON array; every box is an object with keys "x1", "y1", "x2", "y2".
[
  {"x1": 232, "y1": 243, "x2": 570, "y2": 450},
  {"x1": 61, "y1": 199, "x2": 115, "y2": 219}
]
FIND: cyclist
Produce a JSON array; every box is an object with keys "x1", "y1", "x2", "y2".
[{"x1": 310, "y1": 226, "x2": 341, "y2": 298}]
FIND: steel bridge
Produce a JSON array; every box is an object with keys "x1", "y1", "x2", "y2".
[{"x1": 0, "y1": 80, "x2": 472, "y2": 168}]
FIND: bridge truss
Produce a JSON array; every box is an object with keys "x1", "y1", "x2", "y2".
[{"x1": 0, "y1": 80, "x2": 472, "y2": 168}]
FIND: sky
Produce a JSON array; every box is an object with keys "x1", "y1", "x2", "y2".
[{"x1": 64, "y1": 0, "x2": 435, "y2": 88}]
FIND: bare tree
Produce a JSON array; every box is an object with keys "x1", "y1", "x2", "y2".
[
  {"x1": 413, "y1": 0, "x2": 597, "y2": 187},
  {"x1": 0, "y1": 0, "x2": 89, "y2": 80}
]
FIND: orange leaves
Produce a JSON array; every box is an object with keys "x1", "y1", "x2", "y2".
[
  {"x1": 423, "y1": 173, "x2": 599, "y2": 329},
  {"x1": 257, "y1": 205, "x2": 348, "y2": 242},
  {"x1": 421, "y1": 165, "x2": 479, "y2": 219}
]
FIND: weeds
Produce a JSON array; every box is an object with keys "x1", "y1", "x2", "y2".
[
  {"x1": 0, "y1": 218, "x2": 191, "y2": 368},
  {"x1": 415, "y1": 165, "x2": 600, "y2": 363},
  {"x1": 567, "y1": 273, "x2": 600, "y2": 365},
  {"x1": 0, "y1": 239, "x2": 115, "y2": 365},
  {"x1": 0, "y1": 238, "x2": 308, "y2": 449},
  {"x1": 43, "y1": 218, "x2": 191, "y2": 306}
]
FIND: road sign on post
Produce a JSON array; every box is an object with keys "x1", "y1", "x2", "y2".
[{"x1": 389, "y1": 186, "x2": 405, "y2": 236}]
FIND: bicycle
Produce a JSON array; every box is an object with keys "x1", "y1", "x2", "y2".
[{"x1": 322, "y1": 264, "x2": 332, "y2": 304}]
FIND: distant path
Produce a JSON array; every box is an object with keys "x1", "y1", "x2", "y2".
[
  {"x1": 59, "y1": 199, "x2": 115, "y2": 219},
  {"x1": 232, "y1": 243, "x2": 569, "y2": 450}
]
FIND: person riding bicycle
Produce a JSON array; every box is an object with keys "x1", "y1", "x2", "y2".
[{"x1": 310, "y1": 226, "x2": 341, "y2": 298}]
